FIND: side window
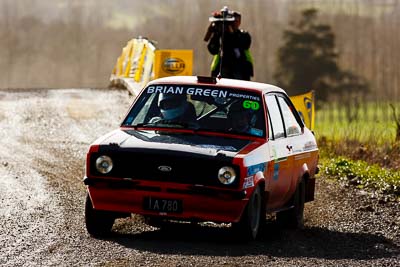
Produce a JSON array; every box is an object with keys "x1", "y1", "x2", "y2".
[
  {"x1": 277, "y1": 96, "x2": 302, "y2": 137},
  {"x1": 265, "y1": 95, "x2": 285, "y2": 139}
]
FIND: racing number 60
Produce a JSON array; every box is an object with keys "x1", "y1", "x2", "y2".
[{"x1": 243, "y1": 100, "x2": 260, "y2": 110}]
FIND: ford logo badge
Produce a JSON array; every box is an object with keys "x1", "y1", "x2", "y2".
[{"x1": 158, "y1": 165, "x2": 172, "y2": 172}]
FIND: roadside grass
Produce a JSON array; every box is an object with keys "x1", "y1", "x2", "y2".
[
  {"x1": 314, "y1": 101, "x2": 399, "y2": 145},
  {"x1": 321, "y1": 156, "x2": 400, "y2": 200},
  {"x1": 314, "y1": 101, "x2": 400, "y2": 199},
  {"x1": 315, "y1": 119, "x2": 396, "y2": 146}
]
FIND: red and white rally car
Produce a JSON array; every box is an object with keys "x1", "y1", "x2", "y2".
[{"x1": 84, "y1": 76, "x2": 319, "y2": 240}]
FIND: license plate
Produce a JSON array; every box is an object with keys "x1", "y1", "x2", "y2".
[{"x1": 143, "y1": 197, "x2": 183, "y2": 213}]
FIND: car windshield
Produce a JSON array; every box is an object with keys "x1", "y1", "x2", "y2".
[{"x1": 122, "y1": 84, "x2": 266, "y2": 137}]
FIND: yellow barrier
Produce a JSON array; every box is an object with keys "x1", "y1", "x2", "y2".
[
  {"x1": 291, "y1": 90, "x2": 315, "y2": 130},
  {"x1": 109, "y1": 37, "x2": 193, "y2": 96}
]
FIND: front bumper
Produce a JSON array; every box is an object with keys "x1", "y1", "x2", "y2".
[{"x1": 85, "y1": 177, "x2": 249, "y2": 223}]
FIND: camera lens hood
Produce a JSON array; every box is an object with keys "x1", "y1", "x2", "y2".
[{"x1": 209, "y1": 16, "x2": 235, "y2": 22}]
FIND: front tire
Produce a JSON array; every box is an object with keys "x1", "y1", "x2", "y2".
[
  {"x1": 85, "y1": 194, "x2": 116, "y2": 237},
  {"x1": 276, "y1": 179, "x2": 305, "y2": 229},
  {"x1": 232, "y1": 186, "x2": 264, "y2": 240}
]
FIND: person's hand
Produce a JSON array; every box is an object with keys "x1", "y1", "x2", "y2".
[
  {"x1": 207, "y1": 22, "x2": 216, "y2": 33},
  {"x1": 204, "y1": 22, "x2": 219, "y2": 42}
]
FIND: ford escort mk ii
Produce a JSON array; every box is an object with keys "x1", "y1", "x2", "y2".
[{"x1": 84, "y1": 76, "x2": 319, "y2": 240}]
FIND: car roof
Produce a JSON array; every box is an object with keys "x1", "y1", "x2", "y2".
[{"x1": 146, "y1": 76, "x2": 286, "y2": 95}]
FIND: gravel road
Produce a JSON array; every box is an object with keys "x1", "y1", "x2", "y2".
[{"x1": 0, "y1": 88, "x2": 398, "y2": 267}]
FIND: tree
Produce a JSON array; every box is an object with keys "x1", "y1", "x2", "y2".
[{"x1": 274, "y1": 8, "x2": 368, "y2": 104}]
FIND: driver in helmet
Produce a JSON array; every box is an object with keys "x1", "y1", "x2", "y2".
[
  {"x1": 150, "y1": 93, "x2": 197, "y2": 124},
  {"x1": 227, "y1": 101, "x2": 252, "y2": 133}
]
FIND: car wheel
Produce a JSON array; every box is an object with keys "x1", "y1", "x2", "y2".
[
  {"x1": 233, "y1": 186, "x2": 263, "y2": 241},
  {"x1": 85, "y1": 194, "x2": 116, "y2": 237},
  {"x1": 276, "y1": 179, "x2": 305, "y2": 229}
]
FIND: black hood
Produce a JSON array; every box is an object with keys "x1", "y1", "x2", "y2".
[{"x1": 98, "y1": 129, "x2": 251, "y2": 157}]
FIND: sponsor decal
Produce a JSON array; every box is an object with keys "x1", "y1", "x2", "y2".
[
  {"x1": 227, "y1": 92, "x2": 261, "y2": 101},
  {"x1": 304, "y1": 141, "x2": 317, "y2": 151},
  {"x1": 243, "y1": 176, "x2": 254, "y2": 189},
  {"x1": 247, "y1": 162, "x2": 266, "y2": 176},
  {"x1": 146, "y1": 86, "x2": 262, "y2": 101},
  {"x1": 273, "y1": 163, "x2": 280, "y2": 181},
  {"x1": 294, "y1": 153, "x2": 311, "y2": 160},
  {"x1": 162, "y1": 58, "x2": 185, "y2": 74},
  {"x1": 186, "y1": 87, "x2": 227, "y2": 97},
  {"x1": 146, "y1": 86, "x2": 228, "y2": 98}
]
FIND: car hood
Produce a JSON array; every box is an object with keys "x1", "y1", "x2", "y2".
[{"x1": 95, "y1": 129, "x2": 252, "y2": 157}]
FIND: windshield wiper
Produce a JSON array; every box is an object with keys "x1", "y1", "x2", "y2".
[
  {"x1": 132, "y1": 122, "x2": 157, "y2": 128},
  {"x1": 160, "y1": 120, "x2": 200, "y2": 130},
  {"x1": 133, "y1": 121, "x2": 200, "y2": 130}
]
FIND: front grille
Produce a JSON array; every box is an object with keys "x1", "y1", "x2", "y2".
[{"x1": 90, "y1": 148, "x2": 240, "y2": 188}]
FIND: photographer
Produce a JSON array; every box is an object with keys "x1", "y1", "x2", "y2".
[{"x1": 204, "y1": 7, "x2": 254, "y2": 81}]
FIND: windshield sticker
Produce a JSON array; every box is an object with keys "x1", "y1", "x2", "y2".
[
  {"x1": 249, "y1": 128, "x2": 263, "y2": 137},
  {"x1": 243, "y1": 100, "x2": 260, "y2": 110},
  {"x1": 146, "y1": 86, "x2": 228, "y2": 98},
  {"x1": 125, "y1": 116, "x2": 134, "y2": 124},
  {"x1": 146, "y1": 85, "x2": 260, "y2": 101},
  {"x1": 228, "y1": 92, "x2": 261, "y2": 101},
  {"x1": 147, "y1": 85, "x2": 185, "y2": 94},
  {"x1": 187, "y1": 87, "x2": 227, "y2": 97}
]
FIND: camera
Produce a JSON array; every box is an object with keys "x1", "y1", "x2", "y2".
[
  {"x1": 209, "y1": 6, "x2": 235, "y2": 23},
  {"x1": 204, "y1": 6, "x2": 236, "y2": 42}
]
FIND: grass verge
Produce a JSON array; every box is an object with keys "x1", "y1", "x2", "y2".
[{"x1": 321, "y1": 156, "x2": 400, "y2": 201}]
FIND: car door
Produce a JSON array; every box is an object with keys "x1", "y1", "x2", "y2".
[
  {"x1": 276, "y1": 94, "x2": 305, "y2": 203},
  {"x1": 264, "y1": 94, "x2": 293, "y2": 210}
]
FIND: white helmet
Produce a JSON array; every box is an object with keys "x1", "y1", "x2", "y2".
[{"x1": 158, "y1": 94, "x2": 188, "y2": 120}]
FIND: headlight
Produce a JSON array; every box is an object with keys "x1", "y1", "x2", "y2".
[
  {"x1": 218, "y1": 166, "x2": 236, "y2": 185},
  {"x1": 95, "y1": 155, "x2": 113, "y2": 174}
]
